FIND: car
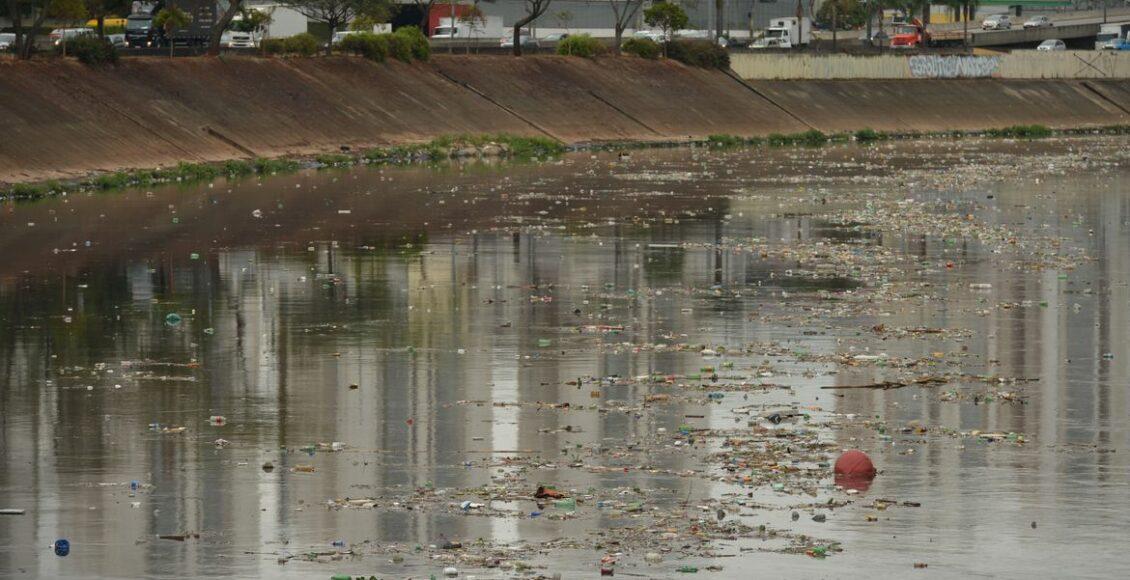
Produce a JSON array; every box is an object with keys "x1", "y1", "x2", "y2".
[
  {"x1": 0, "y1": 32, "x2": 15, "y2": 51},
  {"x1": 331, "y1": 30, "x2": 364, "y2": 45},
  {"x1": 1036, "y1": 38, "x2": 1065, "y2": 51},
  {"x1": 1024, "y1": 15, "x2": 1053, "y2": 29},
  {"x1": 221, "y1": 30, "x2": 257, "y2": 48},
  {"x1": 50, "y1": 27, "x2": 95, "y2": 46},
  {"x1": 982, "y1": 15, "x2": 1011, "y2": 30},
  {"x1": 106, "y1": 33, "x2": 126, "y2": 48},
  {"x1": 540, "y1": 33, "x2": 569, "y2": 43},
  {"x1": 633, "y1": 29, "x2": 666, "y2": 43},
  {"x1": 500, "y1": 34, "x2": 539, "y2": 49}
]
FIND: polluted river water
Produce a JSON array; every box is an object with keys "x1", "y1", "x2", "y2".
[{"x1": 1, "y1": 137, "x2": 1129, "y2": 579}]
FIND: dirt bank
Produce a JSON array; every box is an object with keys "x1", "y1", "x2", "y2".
[{"x1": 1, "y1": 55, "x2": 1128, "y2": 185}]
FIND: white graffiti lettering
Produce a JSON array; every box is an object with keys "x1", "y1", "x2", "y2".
[{"x1": 907, "y1": 55, "x2": 1001, "y2": 79}]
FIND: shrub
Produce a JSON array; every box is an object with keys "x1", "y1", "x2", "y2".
[
  {"x1": 261, "y1": 37, "x2": 287, "y2": 55},
  {"x1": 386, "y1": 33, "x2": 413, "y2": 62},
  {"x1": 621, "y1": 37, "x2": 661, "y2": 59},
  {"x1": 984, "y1": 124, "x2": 1052, "y2": 139},
  {"x1": 338, "y1": 32, "x2": 389, "y2": 61},
  {"x1": 854, "y1": 128, "x2": 886, "y2": 142},
  {"x1": 706, "y1": 134, "x2": 744, "y2": 148},
  {"x1": 557, "y1": 34, "x2": 606, "y2": 58},
  {"x1": 285, "y1": 33, "x2": 320, "y2": 56},
  {"x1": 667, "y1": 39, "x2": 729, "y2": 69},
  {"x1": 65, "y1": 35, "x2": 118, "y2": 65},
  {"x1": 394, "y1": 26, "x2": 430, "y2": 61}
]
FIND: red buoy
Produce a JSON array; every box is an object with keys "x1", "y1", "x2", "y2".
[{"x1": 834, "y1": 450, "x2": 876, "y2": 477}]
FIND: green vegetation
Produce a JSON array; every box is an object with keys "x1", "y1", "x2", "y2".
[
  {"x1": 983, "y1": 125, "x2": 1053, "y2": 139},
  {"x1": 643, "y1": 2, "x2": 688, "y2": 55},
  {"x1": 767, "y1": 129, "x2": 828, "y2": 147},
  {"x1": 262, "y1": 32, "x2": 320, "y2": 56},
  {"x1": 620, "y1": 37, "x2": 661, "y2": 60},
  {"x1": 816, "y1": 0, "x2": 869, "y2": 30},
  {"x1": 336, "y1": 27, "x2": 429, "y2": 63},
  {"x1": 64, "y1": 35, "x2": 118, "y2": 65},
  {"x1": 5, "y1": 126, "x2": 1122, "y2": 201},
  {"x1": 557, "y1": 34, "x2": 606, "y2": 58},
  {"x1": 853, "y1": 128, "x2": 888, "y2": 142},
  {"x1": 666, "y1": 39, "x2": 729, "y2": 69}
]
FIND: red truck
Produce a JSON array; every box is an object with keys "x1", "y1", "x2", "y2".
[{"x1": 890, "y1": 18, "x2": 931, "y2": 48}]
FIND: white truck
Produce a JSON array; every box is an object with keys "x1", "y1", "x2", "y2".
[
  {"x1": 753, "y1": 17, "x2": 811, "y2": 49},
  {"x1": 431, "y1": 15, "x2": 504, "y2": 40}
]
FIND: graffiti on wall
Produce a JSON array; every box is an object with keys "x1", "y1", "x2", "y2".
[{"x1": 908, "y1": 55, "x2": 1001, "y2": 79}]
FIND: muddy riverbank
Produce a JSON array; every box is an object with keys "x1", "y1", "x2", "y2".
[{"x1": 2, "y1": 55, "x2": 1129, "y2": 186}]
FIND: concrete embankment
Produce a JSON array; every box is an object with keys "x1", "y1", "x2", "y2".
[{"x1": 1, "y1": 55, "x2": 1128, "y2": 185}]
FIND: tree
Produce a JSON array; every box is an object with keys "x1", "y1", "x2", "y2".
[
  {"x1": 457, "y1": 2, "x2": 486, "y2": 52},
  {"x1": 282, "y1": 0, "x2": 388, "y2": 53},
  {"x1": 512, "y1": 0, "x2": 552, "y2": 56},
  {"x1": 54, "y1": 0, "x2": 87, "y2": 56},
  {"x1": 85, "y1": 0, "x2": 130, "y2": 38},
  {"x1": 607, "y1": 0, "x2": 643, "y2": 54},
  {"x1": 154, "y1": 5, "x2": 191, "y2": 57},
  {"x1": 208, "y1": 0, "x2": 244, "y2": 56},
  {"x1": 553, "y1": 9, "x2": 572, "y2": 31},
  {"x1": 412, "y1": 0, "x2": 439, "y2": 31},
  {"x1": 3, "y1": 0, "x2": 88, "y2": 59},
  {"x1": 816, "y1": 0, "x2": 868, "y2": 29},
  {"x1": 643, "y1": 1, "x2": 687, "y2": 56}
]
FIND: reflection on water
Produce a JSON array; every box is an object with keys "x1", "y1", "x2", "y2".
[{"x1": 1, "y1": 141, "x2": 1129, "y2": 578}]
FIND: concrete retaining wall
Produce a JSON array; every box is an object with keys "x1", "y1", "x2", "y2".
[
  {"x1": 1, "y1": 55, "x2": 1128, "y2": 185},
  {"x1": 732, "y1": 51, "x2": 1130, "y2": 80}
]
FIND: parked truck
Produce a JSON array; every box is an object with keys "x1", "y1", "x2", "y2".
[
  {"x1": 752, "y1": 17, "x2": 811, "y2": 49},
  {"x1": 1096, "y1": 23, "x2": 1130, "y2": 50},
  {"x1": 430, "y1": 15, "x2": 504, "y2": 40},
  {"x1": 889, "y1": 18, "x2": 930, "y2": 48},
  {"x1": 124, "y1": 0, "x2": 217, "y2": 48}
]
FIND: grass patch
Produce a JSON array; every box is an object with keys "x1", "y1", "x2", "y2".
[
  {"x1": 983, "y1": 125, "x2": 1053, "y2": 139},
  {"x1": 853, "y1": 128, "x2": 888, "y2": 143},
  {"x1": 315, "y1": 153, "x2": 355, "y2": 167}
]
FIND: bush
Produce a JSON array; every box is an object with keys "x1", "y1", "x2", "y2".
[
  {"x1": 261, "y1": 37, "x2": 287, "y2": 55},
  {"x1": 387, "y1": 33, "x2": 413, "y2": 62},
  {"x1": 984, "y1": 124, "x2": 1052, "y2": 139},
  {"x1": 285, "y1": 33, "x2": 320, "y2": 56},
  {"x1": 621, "y1": 37, "x2": 661, "y2": 59},
  {"x1": 65, "y1": 35, "x2": 118, "y2": 65},
  {"x1": 557, "y1": 34, "x2": 606, "y2": 58},
  {"x1": 667, "y1": 39, "x2": 729, "y2": 69},
  {"x1": 394, "y1": 26, "x2": 430, "y2": 61},
  {"x1": 854, "y1": 128, "x2": 886, "y2": 142},
  {"x1": 338, "y1": 32, "x2": 389, "y2": 61}
]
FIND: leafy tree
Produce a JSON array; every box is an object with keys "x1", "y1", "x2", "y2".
[
  {"x1": 208, "y1": 0, "x2": 245, "y2": 55},
  {"x1": 607, "y1": 0, "x2": 643, "y2": 55},
  {"x1": 815, "y1": 0, "x2": 868, "y2": 29},
  {"x1": 643, "y1": 1, "x2": 687, "y2": 56},
  {"x1": 232, "y1": 6, "x2": 274, "y2": 34},
  {"x1": 511, "y1": 0, "x2": 552, "y2": 56},
  {"x1": 553, "y1": 9, "x2": 572, "y2": 31},
  {"x1": 154, "y1": 5, "x2": 190, "y2": 57},
  {"x1": 3, "y1": 0, "x2": 89, "y2": 58},
  {"x1": 282, "y1": 0, "x2": 389, "y2": 53},
  {"x1": 411, "y1": 0, "x2": 438, "y2": 31},
  {"x1": 85, "y1": 0, "x2": 131, "y2": 37},
  {"x1": 53, "y1": 0, "x2": 87, "y2": 56}
]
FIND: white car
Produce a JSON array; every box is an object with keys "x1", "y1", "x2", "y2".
[
  {"x1": 500, "y1": 35, "x2": 539, "y2": 49},
  {"x1": 633, "y1": 30, "x2": 666, "y2": 43},
  {"x1": 0, "y1": 32, "x2": 15, "y2": 50},
  {"x1": 1037, "y1": 39, "x2": 1066, "y2": 51},
  {"x1": 982, "y1": 16, "x2": 1011, "y2": 30},
  {"x1": 50, "y1": 27, "x2": 95, "y2": 46},
  {"x1": 1024, "y1": 16, "x2": 1053, "y2": 29},
  {"x1": 331, "y1": 30, "x2": 363, "y2": 45},
  {"x1": 221, "y1": 30, "x2": 257, "y2": 48}
]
